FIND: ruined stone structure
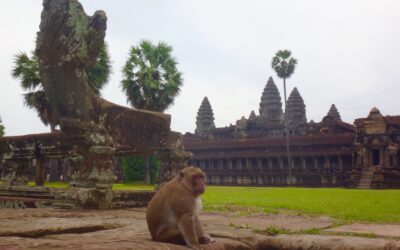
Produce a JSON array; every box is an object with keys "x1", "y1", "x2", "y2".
[
  {"x1": 0, "y1": 0, "x2": 190, "y2": 209},
  {"x1": 184, "y1": 78, "x2": 400, "y2": 188}
]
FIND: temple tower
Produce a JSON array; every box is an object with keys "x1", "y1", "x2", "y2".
[
  {"x1": 327, "y1": 104, "x2": 342, "y2": 121},
  {"x1": 248, "y1": 110, "x2": 257, "y2": 121},
  {"x1": 286, "y1": 87, "x2": 307, "y2": 125},
  {"x1": 195, "y1": 97, "x2": 215, "y2": 136},
  {"x1": 259, "y1": 77, "x2": 283, "y2": 123}
]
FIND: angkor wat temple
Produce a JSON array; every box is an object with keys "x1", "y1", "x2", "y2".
[{"x1": 184, "y1": 77, "x2": 400, "y2": 188}]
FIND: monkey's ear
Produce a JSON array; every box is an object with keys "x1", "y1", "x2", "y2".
[{"x1": 179, "y1": 171, "x2": 184, "y2": 180}]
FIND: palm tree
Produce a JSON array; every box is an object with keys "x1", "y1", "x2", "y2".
[
  {"x1": 121, "y1": 40, "x2": 183, "y2": 183},
  {"x1": 271, "y1": 50, "x2": 297, "y2": 183},
  {"x1": 12, "y1": 44, "x2": 111, "y2": 131},
  {"x1": 12, "y1": 44, "x2": 111, "y2": 181}
]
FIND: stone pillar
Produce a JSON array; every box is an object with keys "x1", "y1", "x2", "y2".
[
  {"x1": 338, "y1": 156, "x2": 343, "y2": 171},
  {"x1": 313, "y1": 157, "x2": 318, "y2": 169},
  {"x1": 301, "y1": 157, "x2": 306, "y2": 170},
  {"x1": 257, "y1": 158, "x2": 262, "y2": 170},
  {"x1": 246, "y1": 158, "x2": 250, "y2": 170},
  {"x1": 156, "y1": 149, "x2": 192, "y2": 190},
  {"x1": 54, "y1": 119, "x2": 117, "y2": 209},
  {"x1": 279, "y1": 157, "x2": 284, "y2": 169},
  {"x1": 326, "y1": 156, "x2": 331, "y2": 169},
  {"x1": 268, "y1": 158, "x2": 273, "y2": 170},
  {"x1": 35, "y1": 158, "x2": 46, "y2": 186}
]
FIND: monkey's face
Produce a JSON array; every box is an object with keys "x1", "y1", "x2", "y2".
[
  {"x1": 180, "y1": 166, "x2": 206, "y2": 196},
  {"x1": 191, "y1": 172, "x2": 206, "y2": 195}
]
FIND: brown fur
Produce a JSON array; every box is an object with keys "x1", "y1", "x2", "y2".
[{"x1": 146, "y1": 166, "x2": 213, "y2": 250}]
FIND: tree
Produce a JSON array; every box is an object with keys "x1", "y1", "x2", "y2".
[
  {"x1": 121, "y1": 40, "x2": 183, "y2": 183},
  {"x1": 0, "y1": 116, "x2": 5, "y2": 137},
  {"x1": 12, "y1": 44, "x2": 111, "y2": 131},
  {"x1": 271, "y1": 50, "x2": 297, "y2": 183}
]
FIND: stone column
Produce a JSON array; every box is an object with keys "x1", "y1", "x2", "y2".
[
  {"x1": 156, "y1": 149, "x2": 192, "y2": 190},
  {"x1": 55, "y1": 119, "x2": 117, "y2": 209},
  {"x1": 338, "y1": 156, "x2": 343, "y2": 171},
  {"x1": 268, "y1": 158, "x2": 273, "y2": 170},
  {"x1": 279, "y1": 157, "x2": 284, "y2": 169},
  {"x1": 35, "y1": 158, "x2": 46, "y2": 186},
  {"x1": 301, "y1": 157, "x2": 306, "y2": 170}
]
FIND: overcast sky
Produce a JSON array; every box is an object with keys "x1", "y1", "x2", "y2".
[{"x1": 1, "y1": 0, "x2": 400, "y2": 136}]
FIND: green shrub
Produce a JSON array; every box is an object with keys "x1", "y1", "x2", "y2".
[{"x1": 121, "y1": 156, "x2": 159, "y2": 184}]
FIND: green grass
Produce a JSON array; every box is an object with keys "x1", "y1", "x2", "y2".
[
  {"x1": 19, "y1": 183, "x2": 400, "y2": 223},
  {"x1": 112, "y1": 182, "x2": 154, "y2": 191},
  {"x1": 255, "y1": 225, "x2": 292, "y2": 236},
  {"x1": 202, "y1": 186, "x2": 400, "y2": 223}
]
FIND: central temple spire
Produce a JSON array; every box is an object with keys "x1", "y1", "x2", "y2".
[
  {"x1": 259, "y1": 77, "x2": 283, "y2": 123},
  {"x1": 195, "y1": 97, "x2": 215, "y2": 136}
]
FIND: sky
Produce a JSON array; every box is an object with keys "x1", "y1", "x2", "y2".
[{"x1": 1, "y1": 0, "x2": 400, "y2": 136}]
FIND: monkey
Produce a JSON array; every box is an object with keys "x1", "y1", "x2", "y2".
[{"x1": 146, "y1": 166, "x2": 214, "y2": 250}]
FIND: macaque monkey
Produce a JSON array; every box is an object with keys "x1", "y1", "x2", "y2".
[{"x1": 146, "y1": 166, "x2": 214, "y2": 250}]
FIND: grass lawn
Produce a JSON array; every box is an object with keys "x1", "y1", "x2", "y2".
[
  {"x1": 202, "y1": 186, "x2": 400, "y2": 223},
  {"x1": 26, "y1": 182, "x2": 400, "y2": 223}
]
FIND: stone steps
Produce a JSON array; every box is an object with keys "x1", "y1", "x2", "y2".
[{"x1": 357, "y1": 167, "x2": 375, "y2": 189}]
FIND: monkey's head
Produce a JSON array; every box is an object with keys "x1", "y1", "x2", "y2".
[{"x1": 179, "y1": 166, "x2": 206, "y2": 196}]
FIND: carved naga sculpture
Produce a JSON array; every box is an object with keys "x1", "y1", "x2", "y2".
[{"x1": 35, "y1": 0, "x2": 187, "y2": 208}]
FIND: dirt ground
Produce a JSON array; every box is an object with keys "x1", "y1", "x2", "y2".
[{"x1": 1, "y1": 208, "x2": 400, "y2": 249}]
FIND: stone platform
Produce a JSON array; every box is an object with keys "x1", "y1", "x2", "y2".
[
  {"x1": 1, "y1": 208, "x2": 400, "y2": 249},
  {"x1": 0, "y1": 187, "x2": 154, "y2": 209}
]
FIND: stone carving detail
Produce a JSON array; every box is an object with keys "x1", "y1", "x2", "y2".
[
  {"x1": 195, "y1": 97, "x2": 215, "y2": 136},
  {"x1": 286, "y1": 87, "x2": 307, "y2": 126},
  {"x1": 259, "y1": 77, "x2": 283, "y2": 123}
]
